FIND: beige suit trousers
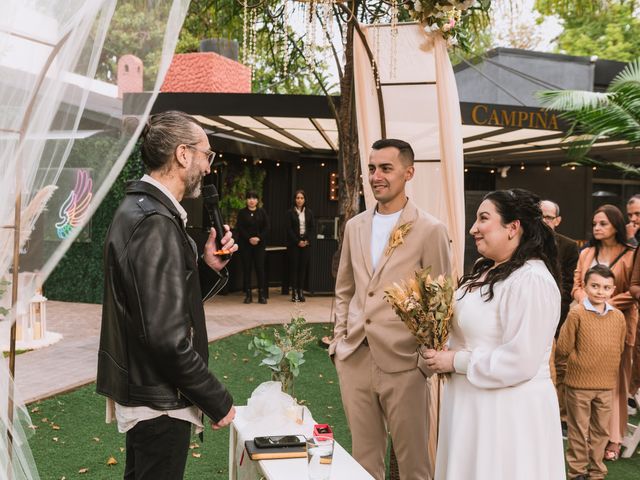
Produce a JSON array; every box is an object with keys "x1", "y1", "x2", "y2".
[
  {"x1": 565, "y1": 387, "x2": 612, "y2": 480},
  {"x1": 335, "y1": 343, "x2": 431, "y2": 480}
]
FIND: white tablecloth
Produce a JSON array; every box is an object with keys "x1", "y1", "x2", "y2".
[{"x1": 228, "y1": 406, "x2": 373, "y2": 480}]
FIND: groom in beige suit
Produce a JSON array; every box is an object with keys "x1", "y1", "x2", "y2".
[{"x1": 330, "y1": 139, "x2": 451, "y2": 480}]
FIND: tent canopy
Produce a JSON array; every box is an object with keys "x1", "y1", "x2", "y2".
[{"x1": 124, "y1": 92, "x2": 632, "y2": 165}]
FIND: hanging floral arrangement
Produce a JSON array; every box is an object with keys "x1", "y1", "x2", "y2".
[{"x1": 404, "y1": 0, "x2": 492, "y2": 49}]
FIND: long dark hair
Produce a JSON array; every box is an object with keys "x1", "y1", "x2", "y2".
[
  {"x1": 459, "y1": 189, "x2": 560, "y2": 301},
  {"x1": 589, "y1": 204, "x2": 629, "y2": 255}
]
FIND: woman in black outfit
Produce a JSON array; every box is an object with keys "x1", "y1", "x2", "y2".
[
  {"x1": 236, "y1": 191, "x2": 270, "y2": 304},
  {"x1": 286, "y1": 189, "x2": 315, "y2": 302}
]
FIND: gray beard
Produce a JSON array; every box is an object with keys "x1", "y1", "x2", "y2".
[{"x1": 184, "y1": 173, "x2": 202, "y2": 199}]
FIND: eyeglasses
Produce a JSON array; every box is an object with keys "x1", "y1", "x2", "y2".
[
  {"x1": 543, "y1": 215, "x2": 557, "y2": 221},
  {"x1": 185, "y1": 145, "x2": 216, "y2": 166}
]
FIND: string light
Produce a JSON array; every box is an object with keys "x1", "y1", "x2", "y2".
[
  {"x1": 321, "y1": 162, "x2": 325, "y2": 167},
  {"x1": 243, "y1": 158, "x2": 247, "y2": 163},
  {"x1": 464, "y1": 168, "x2": 468, "y2": 173},
  {"x1": 490, "y1": 169, "x2": 495, "y2": 174},
  {"x1": 592, "y1": 166, "x2": 597, "y2": 171},
  {"x1": 570, "y1": 166, "x2": 576, "y2": 171},
  {"x1": 545, "y1": 164, "x2": 551, "y2": 171},
  {"x1": 296, "y1": 164, "x2": 301, "y2": 170},
  {"x1": 520, "y1": 162, "x2": 525, "y2": 170},
  {"x1": 329, "y1": 172, "x2": 338, "y2": 201},
  {"x1": 276, "y1": 162, "x2": 280, "y2": 167}
]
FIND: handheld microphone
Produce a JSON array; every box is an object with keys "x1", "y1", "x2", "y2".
[{"x1": 202, "y1": 184, "x2": 231, "y2": 260}]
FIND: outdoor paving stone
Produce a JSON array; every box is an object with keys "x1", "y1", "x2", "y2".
[{"x1": 12, "y1": 290, "x2": 333, "y2": 404}]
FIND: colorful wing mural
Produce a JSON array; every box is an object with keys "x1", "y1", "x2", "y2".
[{"x1": 54, "y1": 169, "x2": 93, "y2": 239}]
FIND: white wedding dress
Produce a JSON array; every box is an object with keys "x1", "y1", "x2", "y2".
[{"x1": 435, "y1": 260, "x2": 566, "y2": 480}]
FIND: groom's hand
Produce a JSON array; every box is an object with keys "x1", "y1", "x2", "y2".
[{"x1": 211, "y1": 406, "x2": 236, "y2": 430}]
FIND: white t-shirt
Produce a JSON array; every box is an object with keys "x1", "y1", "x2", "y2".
[{"x1": 371, "y1": 209, "x2": 402, "y2": 271}]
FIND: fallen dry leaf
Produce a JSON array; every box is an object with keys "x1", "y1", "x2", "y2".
[
  {"x1": 106, "y1": 456, "x2": 118, "y2": 466},
  {"x1": 92, "y1": 437, "x2": 100, "y2": 442},
  {"x1": 192, "y1": 452, "x2": 201, "y2": 458},
  {"x1": 41, "y1": 418, "x2": 49, "y2": 423},
  {"x1": 52, "y1": 437, "x2": 59, "y2": 442},
  {"x1": 31, "y1": 407, "x2": 40, "y2": 413},
  {"x1": 119, "y1": 447, "x2": 125, "y2": 453},
  {"x1": 189, "y1": 443, "x2": 200, "y2": 450},
  {"x1": 78, "y1": 468, "x2": 89, "y2": 474},
  {"x1": 28, "y1": 425, "x2": 38, "y2": 430},
  {"x1": 51, "y1": 424, "x2": 60, "y2": 430}
]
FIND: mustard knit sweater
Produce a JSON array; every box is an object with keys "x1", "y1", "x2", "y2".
[{"x1": 556, "y1": 303, "x2": 626, "y2": 390}]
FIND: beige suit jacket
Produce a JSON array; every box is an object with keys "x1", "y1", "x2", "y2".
[{"x1": 330, "y1": 199, "x2": 452, "y2": 373}]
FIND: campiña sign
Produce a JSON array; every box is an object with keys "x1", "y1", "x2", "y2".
[{"x1": 471, "y1": 104, "x2": 559, "y2": 130}]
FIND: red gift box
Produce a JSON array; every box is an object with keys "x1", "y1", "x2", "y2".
[{"x1": 313, "y1": 424, "x2": 333, "y2": 439}]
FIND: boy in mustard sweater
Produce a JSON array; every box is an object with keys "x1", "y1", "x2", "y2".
[{"x1": 557, "y1": 264, "x2": 626, "y2": 480}]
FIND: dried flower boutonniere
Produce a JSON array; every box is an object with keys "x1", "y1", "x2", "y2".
[{"x1": 384, "y1": 222, "x2": 413, "y2": 256}]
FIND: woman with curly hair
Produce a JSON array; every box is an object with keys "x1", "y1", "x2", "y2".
[{"x1": 424, "y1": 189, "x2": 565, "y2": 480}]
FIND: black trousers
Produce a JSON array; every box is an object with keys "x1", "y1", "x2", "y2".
[
  {"x1": 289, "y1": 245, "x2": 310, "y2": 290},
  {"x1": 124, "y1": 415, "x2": 191, "y2": 480},
  {"x1": 240, "y1": 243, "x2": 266, "y2": 292}
]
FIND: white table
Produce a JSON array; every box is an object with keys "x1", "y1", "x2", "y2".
[{"x1": 229, "y1": 406, "x2": 374, "y2": 480}]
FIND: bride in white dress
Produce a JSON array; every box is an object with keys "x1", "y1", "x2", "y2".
[{"x1": 424, "y1": 189, "x2": 566, "y2": 480}]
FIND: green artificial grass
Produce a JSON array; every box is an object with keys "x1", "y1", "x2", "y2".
[
  {"x1": 27, "y1": 323, "x2": 640, "y2": 479},
  {"x1": 28, "y1": 323, "x2": 347, "y2": 479},
  {"x1": 3, "y1": 349, "x2": 30, "y2": 358}
]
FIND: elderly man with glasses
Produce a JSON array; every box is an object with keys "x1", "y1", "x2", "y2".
[
  {"x1": 97, "y1": 110, "x2": 237, "y2": 479},
  {"x1": 540, "y1": 199, "x2": 579, "y2": 435}
]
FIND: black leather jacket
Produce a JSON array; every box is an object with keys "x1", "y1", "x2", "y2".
[{"x1": 96, "y1": 181, "x2": 233, "y2": 422}]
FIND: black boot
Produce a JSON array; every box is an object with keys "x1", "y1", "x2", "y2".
[
  {"x1": 291, "y1": 290, "x2": 299, "y2": 302},
  {"x1": 297, "y1": 289, "x2": 305, "y2": 302},
  {"x1": 258, "y1": 290, "x2": 267, "y2": 304},
  {"x1": 243, "y1": 289, "x2": 253, "y2": 304}
]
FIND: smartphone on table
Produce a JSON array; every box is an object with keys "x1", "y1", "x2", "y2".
[{"x1": 253, "y1": 435, "x2": 306, "y2": 449}]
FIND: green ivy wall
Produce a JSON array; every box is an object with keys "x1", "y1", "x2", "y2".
[{"x1": 44, "y1": 141, "x2": 145, "y2": 304}]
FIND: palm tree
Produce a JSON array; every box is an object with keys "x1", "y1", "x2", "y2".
[{"x1": 538, "y1": 58, "x2": 640, "y2": 171}]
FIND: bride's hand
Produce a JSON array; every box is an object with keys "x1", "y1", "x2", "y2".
[{"x1": 423, "y1": 348, "x2": 456, "y2": 374}]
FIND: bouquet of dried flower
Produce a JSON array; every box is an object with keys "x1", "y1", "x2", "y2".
[{"x1": 384, "y1": 266, "x2": 455, "y2": 353}]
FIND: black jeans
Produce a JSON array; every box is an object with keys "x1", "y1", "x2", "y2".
[
  {"x1": 289, "y1": 245, "x2": 311, "y2": 290},
  {"x1": 124, "y1": 415, "x2": 191, "y2": 480},
  {"x1": 240, "y1": 243, "x2": 266, "y2": 292}
]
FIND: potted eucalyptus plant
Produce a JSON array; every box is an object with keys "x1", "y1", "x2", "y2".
[{"x1": 248, "y1": 313, "x2": 316, "y2": 396}]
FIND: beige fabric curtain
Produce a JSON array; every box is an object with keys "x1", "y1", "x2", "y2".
[{"x1": 353, "y1": 23, "x2": 465, "y2": 280}]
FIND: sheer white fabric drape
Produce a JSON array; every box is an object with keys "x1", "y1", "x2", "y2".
[{"x1": 0, "y1": 0, "x2": 189, "y2": 477}]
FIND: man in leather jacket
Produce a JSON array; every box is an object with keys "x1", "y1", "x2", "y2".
[{"x1": 97, "y1": 111, "x2": 237, "y2": 479}]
